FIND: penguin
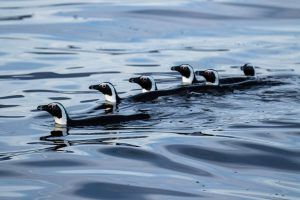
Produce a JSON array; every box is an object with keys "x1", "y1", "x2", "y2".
[
  {"x1": 241, "y1": 63, "x2": 255, "y2": 76},
  {"x1": 220, "y1": 63, "x2": 256, "y2": 84},
  {"x1": 171, "y1": 64, "x2": 203, "y2": 85},
  {"x1": 195, "y1": 69, "x2": 220, "y2": 86},
  {"x1": 89, "y1": 82, "x2": 121, "y2": 104},
  {"x1": 186, "y1": 69, "x2": 233, "y2": 94},
  {"x1": 129, "y1": 75, "x2": 195, "y2": 100},
  {"x1": 37, "y1": 102, "x2": 150, "y2": 126},
  {"x1": 129, "y1": 75, "x2": 158, "y2": 92}
]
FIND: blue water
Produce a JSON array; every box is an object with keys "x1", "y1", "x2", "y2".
[{"x1": 0, "y1": 0, "x2": 300, "y2": 199}]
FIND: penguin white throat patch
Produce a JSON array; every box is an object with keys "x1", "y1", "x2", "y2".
[
  {"x1": 182, "y1": 74, "x2": 194, "y2": 84},
  {"x1": 142, "y1": 76, "x2": 156, "y2": 92},
  {"x1": 53, "y1": 104, "x2": 68, "y2": 125},
  {"x1": 206, "y1": 70, "x2": 220, "y2": 86},
  {"x1": 104, "y1": 93, "x2": 117, "y2": 103},
  {"x1": 104, "y1": 84, "x2": 117, "y2": 103},
  {"x1": 182, "y1": 65, "x2": 195, "y2": 85}
]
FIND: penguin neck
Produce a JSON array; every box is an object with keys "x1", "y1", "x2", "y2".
[
  {"x1": 142, "y1": 83, "x2": 157, "y2": 93},
  {"x1": 104, "y1": 92, "x2": 121, "y2": 104},
  {"x1": 182, "y1": 74, "x2": 196, "y2": 85},
  {"x1": 53, "y1": 105, "x2": 69, "y2": 125},
  {"x1": 205, "y1": 71, "x2": 219, "y2": 86}
]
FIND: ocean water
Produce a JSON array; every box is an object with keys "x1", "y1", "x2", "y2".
[{"x1": 0, "y1": 0, "x2": 300, "y2": 199}]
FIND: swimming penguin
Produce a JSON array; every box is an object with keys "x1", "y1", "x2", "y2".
[
  {"x1": 185, "y1": 69, "x2": 233, "y2": 93},
  {"x1": 171, "y1": 64, "x2": 203, "y2": 85},
  {"x1": 241, "y1": 63, "x2": 255, "y2": 76},
  {"x1": 129, "y1": 75, "x2": 158, "y2": 92},
  {"x1": 37, "y1": 102, "x2": 150, "y2": 126},
  {"x1": 89, "y1": 82, "x2": 121, "y2": 104},
  {"x1": 128, "y1": 75, "x2": 195, "y2": 100},
  {"x1": 195, "y1": 69, "x2": 220, "y2": 86}
]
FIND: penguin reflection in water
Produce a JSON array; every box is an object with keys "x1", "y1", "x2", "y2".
[
  {"x1": 39, "y1": 126, "x2": 142, "y2": 151},
  {"x1": 37, "y1": 102, "x2": 150, "y2": 126}
]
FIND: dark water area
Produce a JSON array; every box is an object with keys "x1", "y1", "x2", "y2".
[{"x1": 0, "y1": 0, "x2": 300, "y2": 199}]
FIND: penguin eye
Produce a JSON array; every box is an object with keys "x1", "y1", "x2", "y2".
[{"x1": 101, "y1": 84, "x2": 106, "y2": 88}]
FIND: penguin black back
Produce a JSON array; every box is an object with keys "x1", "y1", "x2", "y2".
[{"x1": 37, "y1": 102, "x2": 150, "y2": 126}]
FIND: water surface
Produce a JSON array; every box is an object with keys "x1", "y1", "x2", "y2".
[{"x1": 0, "y1": 0, "x2": 300, "y2": 199}]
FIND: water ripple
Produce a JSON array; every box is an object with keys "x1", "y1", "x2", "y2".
[
  {"x1": 166, "y1": 144, "x2": 300, "y2": 171},
  {"x1": 73, "y1": 182, "x2": 200, "y2": 200},
  {"x1": 100, "y1": 146, "x2": 212, "y2": 177}
]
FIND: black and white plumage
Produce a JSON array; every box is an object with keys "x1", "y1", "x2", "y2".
[
  {"x1": 37, "y1": 102, "x2": 150, "y2": 126},
  {"x1": 89, "y1": 82, "x2": 121, "y2": 104},
  {"x1": 171, "y1": 64, "x2": 203, "y2": 85},
  {"x1": 129, "y1": 76, "x2": 158, "y2": 92},
  {"x1": 195, "y1": 69, "x2": 220, "y2": 86}
]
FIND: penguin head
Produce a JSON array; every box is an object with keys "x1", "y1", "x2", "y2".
[
  {"x1": 89, "y1": 82, "x2": 121, "y2": 103},
  {"x1": 129, "y1": 75, "x2": 157, "y2": 92},
  {"x1": 171, "y1": 64, "x2": 196, "y2": 85},
  {"x1": 195, "y1": 69, "x2": 220, "y2": 86},
  {"x1": 241, "y1": 63, "x2": 255, "y2": 76},
  {"x1": 37, "y1": 102, "x2": 69, "y2": 125}
]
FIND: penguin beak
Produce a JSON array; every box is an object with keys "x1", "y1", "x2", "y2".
[
  {"x1": 129, "y1": 77, "x2": 140, "y2": 84},
  {"x1": 195, "y1": 71, "x2": 205, "y2": 76},
  {"x1": 89, "y1": 84, "x2": 99, "y2": 90},
  {"x1": 37, "y1": 105, "x2": 47, "y2": 111},
  {"x1": 171, "y1": 66, "x2": 180, "y2": 71}
]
